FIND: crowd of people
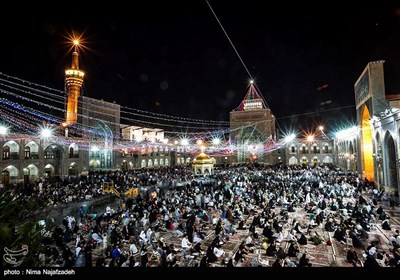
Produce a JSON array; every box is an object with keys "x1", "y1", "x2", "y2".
[{"x1": 7, "y1": 164, "x2": 400, "y2": 267}]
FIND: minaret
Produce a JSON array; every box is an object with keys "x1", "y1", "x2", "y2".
[{"x1": 65, "y1": 40, "x2": 84, "y2": 125}]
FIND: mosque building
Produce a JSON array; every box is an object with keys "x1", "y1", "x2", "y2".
[
  {"x1": 335, "y1": 61, "x2": 400, "y2": 195},
  {"x1": 229, "y1": 81, "x2": 280, "y2": 165}
]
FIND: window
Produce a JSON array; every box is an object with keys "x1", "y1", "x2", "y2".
[
  {"x1": 25, "y1": 146, "x2": 31, "y2": 159},
  {"x1": 55, "y1": 150, "x2": 62, "y2": 159},
  {"x1": 3, "y1": 146, "x2": 10, "y2": 159},
  {"x1": 44, "y1": 151, "x2": 53, "y2": 159}
]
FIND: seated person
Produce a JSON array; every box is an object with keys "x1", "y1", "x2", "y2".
[
  {"x1": 308, "y1": 218, "x2": 318, "y2": 230},
  {"x1": 238, "y1": 219, "x2": 248, "y2": 230},
  {"x1": 244, "y1": 235, "x2": 255, "y2": 248},
  {"x1": 213, "y1": 244, "x2": 225, "y2": 259},
  {"x1": 325, "y1": 220, "x2": 336, "y2": 232},
  {"x1": 181, "y1": 235, "x2": 192, "y2": 251},
  {"x1": 192, "y1": 242, "x2": 202, "y2": 254},
  {"x1": 266, "y1": 243, "x2": 277, "y2": 256},
  {"x1": 333, "y1": 227, "x2": 346, "y2": 243},
  {"x1": 262, "y1": 225, "x2": 274, "y2": 242},
  {"x1": 206, "y1": 245, "x2": 218, "y2": 263},
  {"x1": 287, "y1": 242, "x2": 299, "y2": 257},
  {"x1": 275, "y1": 230, "x2": 284, "y2": 243},
  {"x1": 382, "y1": 217, "x2": 391, "y2": 230},
  {"x1": 234, "y1": 243, "x2": 248, "y2": 263},
  {"x1": 298, "y1": 233, "x2": 308, "y2": 245},
  {"x1": 299, "y1": 253, "x2": 311, "y2": 267}
]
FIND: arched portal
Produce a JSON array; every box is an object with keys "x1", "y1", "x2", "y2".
[
  {"x1": 288, "y1": 156, "x2": 298, "y2": 165},
  {"x1": 384, "y1": 132, "x2": 398, "y2": 191},
  {"x1": 323, "y1": 156, "x2": 333, "y2": 164},
  {"x1": 2, "y1": 165, "x2": 18, "y2": 185},
  {"x1": 3, "y1": 141, "x2": 20, "y2": 160},
  {"x1": 89, "y1": 121, "x2": 113, "y2": 170},
  {"x1": 68, "y1": 143, "x2": 79, "y2": 158},
  {"x1": 25, "y1": 141, "x2": 39, "y2": 159},
  {"x1": 44, "y1": 164, "x2": 55, "y2": 178},
  {"x1": 121, "y1": 160, "x2": 128, "y2": 172},
  {"x1": 26, "y1": 164, "x2": 39, "y2": 182},
  {"x1": 361, "y1": 105, "x2": 374, "y2": 181},
  {"x1": 68, "y1": 162, "x2": 78, "y2": 176}
]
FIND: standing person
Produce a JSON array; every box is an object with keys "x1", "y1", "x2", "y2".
[
  {"x1": 215, "y1": 219, "x2": 223, "y2": 235},
  {"x1": 140, "y1": 246, "x2": 149, "y2": 267},
  {"x1": 84, "y1": 244, "x2": 92, "y2": 267}
]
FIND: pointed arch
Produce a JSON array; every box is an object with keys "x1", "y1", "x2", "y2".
[
  {"x1": 360, "y1": 105, "x2": 374, "y2": 181},
  {"x1": 68, "y1": 162, "x2": 78, "y2": 176},
  {"x1": 25, "y1": 141, "x2": 39, "y2": 159},
  {"x1": 383, "y1": 131, "x2": 398, "y2": 191},
  {"x1": 89, "y1": 121, "x2": 113, "y2": 169},
  {"x1": 288, "y1": 156, "x2": 298, "y2": 165},
  {"x1": 44, "y1": 164, "x2": 55, "y2": 178},
  {"x1": 2, "y1": 165, "x2": 18, "y2": 184},
  {"x1": 3, "y1": 141, "x2": 20, "y2": 160},
  {"x1": 68, "y1": 143, "x2": 79, "y2": 158}
]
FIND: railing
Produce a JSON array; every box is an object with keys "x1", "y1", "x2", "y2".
[
  {"x1": 4, "y1": 153, "x2": 21, "y2": 160},
  {"x1": 25, "y1": 153, "x2": 39, "y2": 159}
]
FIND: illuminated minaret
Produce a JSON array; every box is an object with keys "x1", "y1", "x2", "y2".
[{"x1": 65, "y1": 40, "x2": 84, "y2": 125}]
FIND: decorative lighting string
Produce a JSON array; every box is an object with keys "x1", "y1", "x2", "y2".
[
  {"x1": 0, "y1": 88, "x2": 319, "y2": 154},
  {"x1": 0, "y1": 72, "x2": 342, "y2": 153},
  {"x1": 0, "y1": 96, "x2": 283, "y2": 154},
  {"x1": 0, "y1": 81, "x2": 273, "y2": 140},
  {"x1": 0, "y1": 80, "x2": 233, "y2": 132},
  {"x1": 0, "y1": 72, "x2": 276, "y2": 128},
  {"x1": 0, "y1": 72, "x2": 231, "y2": 126}
]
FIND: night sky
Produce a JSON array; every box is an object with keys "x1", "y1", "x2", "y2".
[{"x1": 2, "y1": 1, "x2": 400, "y2": 135}]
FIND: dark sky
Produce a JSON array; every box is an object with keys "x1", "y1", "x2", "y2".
[{"x1": 2, "y1": 1, "x2": 400, "y2": 134}]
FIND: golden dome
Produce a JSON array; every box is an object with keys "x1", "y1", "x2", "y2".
[
  {"x1": 192, "y1": 152, "x2": 215, "y2": 165},
  {"x1": 194, "y1": 152, "x2": 211, "y2": 160}
]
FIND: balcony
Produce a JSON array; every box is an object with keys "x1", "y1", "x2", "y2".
[
  {"x1": 10, "y1": 153, "x2": 20, "y2": 160},
  {"x1": 25, "y1": 153, "x2": 39, "y2": 159}
]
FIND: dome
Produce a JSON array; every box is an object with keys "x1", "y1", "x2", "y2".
[
  {"x1": 192, "y1": 152, "x2": 215, "y2": 165},
  {"x1": 194, "y1": 152, "x2": 211, "y2": 161}
]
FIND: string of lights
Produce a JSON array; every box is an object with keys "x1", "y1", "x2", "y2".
[
  {"x1": 0, "y1": 82, "x2": 272, "y2": 139},
  {"x1": 0, "y1": 72, "x2": 232, "y2": 126}
]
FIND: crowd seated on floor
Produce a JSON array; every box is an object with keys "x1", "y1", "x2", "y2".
[{"x1": 8, "y1": 163, "x2": 400, "y2": 267}]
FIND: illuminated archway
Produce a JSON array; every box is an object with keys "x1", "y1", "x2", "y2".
[
  {"x1": 361, "y1": 105, "x2": 374, "y2": 181},
  {"x1": 44, "y1": 164, "x2": 55, "y2": 178},
  {"x1": 2, "y1": 165, "x2": 18, "y2": 184},
  {"x1": 121, "y1": 160, "x2": 128, "y2": 171},
  {"x1": 68, "y1": 162, "x2": 78, "y2": 176},
  {"x1": 288, "y1": 156, "x2": 298, "y2": 165}
]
